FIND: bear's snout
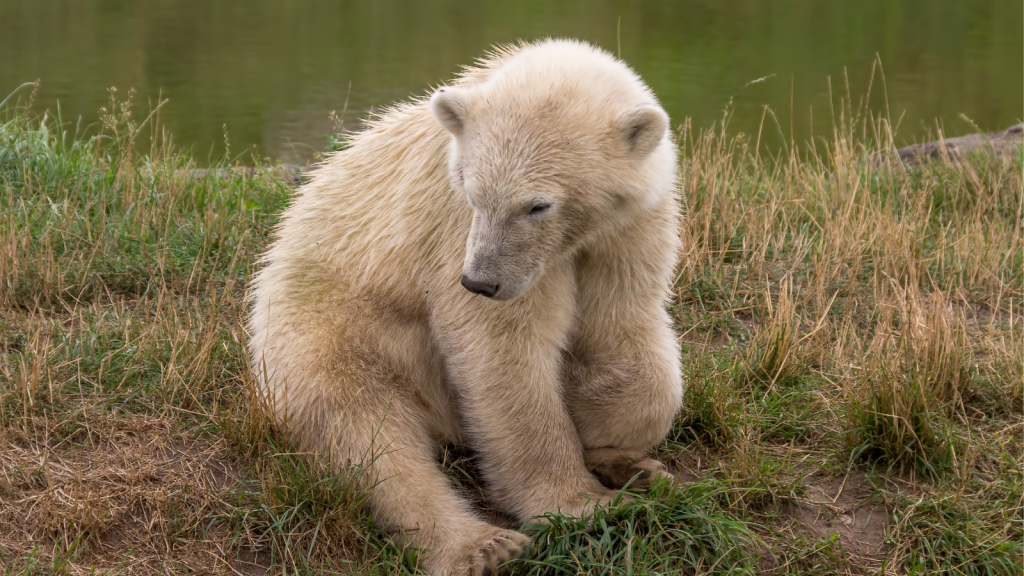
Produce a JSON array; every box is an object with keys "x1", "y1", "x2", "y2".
[{"x1": 460, "y1": 275, "x2": 499, "y2": 298}]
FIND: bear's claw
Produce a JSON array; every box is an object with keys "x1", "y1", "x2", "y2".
[{"x1": 450, "y1": 528, "x2": 531, "y2": 576}]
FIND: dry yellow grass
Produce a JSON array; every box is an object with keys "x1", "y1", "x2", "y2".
[{"x1": 1, "y1": 87, "x2": 1021, "y2": 574}]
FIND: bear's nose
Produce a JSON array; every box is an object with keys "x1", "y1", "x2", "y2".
[{"x1": 460, "y1": 275, "x2": 499, "y2": 298}]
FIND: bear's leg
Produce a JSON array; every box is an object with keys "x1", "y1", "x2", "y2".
[
  {"x1": 362, "y1": 424, "x2": 531, "y2": 576},
  {"x1": 284, "y1": 376, "x2": 529, "y2": 576},
  {"x1": 562, "y1": 331, "x2": 682, "y2": 490},
  {"x1": 433, "y1": 267, "x2": 617, "y2": 521},
  {"x1": 562, "y1": 220, "x2": 683, "y2": 490}
]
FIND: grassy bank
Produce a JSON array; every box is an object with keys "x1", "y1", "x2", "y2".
[{"x1": 1, "y1": 90, "x2": 1021, "y2": 575}]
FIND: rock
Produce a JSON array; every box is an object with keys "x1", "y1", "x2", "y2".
[{"x1": 873, "y1": 123, "x2": 1023, "y2": 166}]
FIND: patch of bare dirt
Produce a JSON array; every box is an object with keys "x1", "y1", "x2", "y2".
[
  {"x1": 0, "y1": 410, "x2": 255, "y2": 575},
  {"x1": 664, "y1": 451, "x2": 710, "y2": 485},
  {"x1": 664, "y1": 455, "x2": 892, "y2": 573},
  {"x1": 782, "y1": 472, "x2": 889, "y2": 563}
]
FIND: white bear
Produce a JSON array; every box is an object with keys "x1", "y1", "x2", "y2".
[{"x1": 249, "y1": 39, "x2": 682, "y2": 576}]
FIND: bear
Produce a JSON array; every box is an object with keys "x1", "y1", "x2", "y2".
[{"x1": 248, "y1": 39, "x2": 683, "y2": 576}]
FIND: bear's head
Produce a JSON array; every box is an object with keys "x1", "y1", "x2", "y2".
[{"x1": 431, "y1": 40, "x2": 677, "y2": 301}]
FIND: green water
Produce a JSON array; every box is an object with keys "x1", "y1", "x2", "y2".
[{"x1": 2, "y1": 0, "x2": 1021, "y2": 163}]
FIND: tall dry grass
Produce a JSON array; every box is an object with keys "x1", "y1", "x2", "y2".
[{"x1": 1, "y1": 81, "x2": 1021, "y2": 574}]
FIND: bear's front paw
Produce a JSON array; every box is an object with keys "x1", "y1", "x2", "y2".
[
  {"x1": 584, "y1": 448, "x2": 673, "y2": 490},
  {"x1": 535, "y1": 486, "x2": 625, "y2": 521},
  {"x1": 437, "y1": 528, "x2": 531, "y2": 576}
]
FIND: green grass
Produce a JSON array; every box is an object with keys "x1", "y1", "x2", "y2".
[
  {"x1": 1, "y1": 87, "x2": 1021, "y2": 575},
  {"x1": 514, "y1": 481, "x2": 755, "y2": 575}
]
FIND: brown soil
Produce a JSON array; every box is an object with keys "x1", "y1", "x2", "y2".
[
  {"x1": 0, "y1": 411, "x2": 252, "y2": 574},
  {"x1": 664, "y1": 460, "x2": 891, "y2": 573},
  {"x1": 785, "y1": 472, "x2": 888, "y2": 560}
]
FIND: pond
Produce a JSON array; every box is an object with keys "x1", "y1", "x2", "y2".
[{"x1": 1, "y1": 0, "x2": 1021, "y2": 164}]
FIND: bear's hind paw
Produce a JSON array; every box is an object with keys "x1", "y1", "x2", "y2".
[{"x1": 584, "y1": 448, "x2": 674, "y2": 490}]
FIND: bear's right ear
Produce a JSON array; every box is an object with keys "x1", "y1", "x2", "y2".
[
  {"x1": 615, "y1": 105, "x2": 669, "y2": 157},
  {"x1": 430, "y1": 87, "x2": 470, "y2": 137}
]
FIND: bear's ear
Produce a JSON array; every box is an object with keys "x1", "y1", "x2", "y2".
[
  {"x1": 615, "y1": 105, "x2": 669, "y2": 156},
  {"x1": 430, "y1": 87, "x2": 470, "y2": 137}
]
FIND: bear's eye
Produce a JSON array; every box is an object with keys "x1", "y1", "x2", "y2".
[{"x1": 529, "y1": 203, "x2": 552, "y2": 216}]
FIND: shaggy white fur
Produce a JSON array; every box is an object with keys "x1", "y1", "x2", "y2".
[{"x1": 249, "y1": 39, "x2": 683, "y2": 576}]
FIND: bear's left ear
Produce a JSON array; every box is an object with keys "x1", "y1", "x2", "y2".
[
  {"x1": 430, "y1": 87, "x2": 471, "y2": 138},
  {"x1": 615, "y1": 105, "x2": 669, "y2": 156}
]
